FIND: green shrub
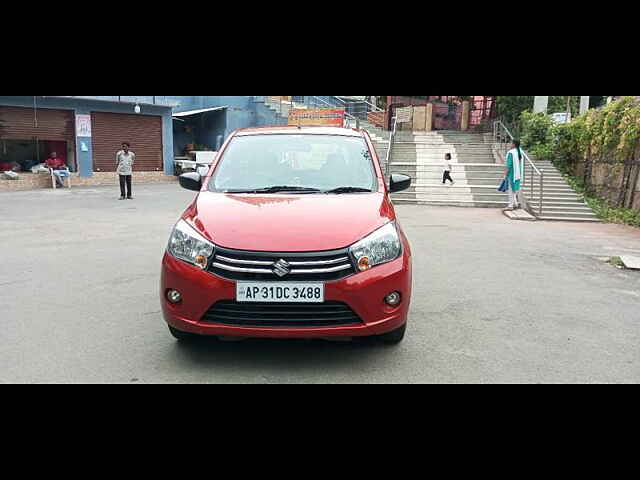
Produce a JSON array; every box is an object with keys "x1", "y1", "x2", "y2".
[
  {"x1": 517, "y1": 98, "x2": 640, "y2": 228},
  {"x1": 519, "y1": 111, "x2": 555, "y2": 159}
]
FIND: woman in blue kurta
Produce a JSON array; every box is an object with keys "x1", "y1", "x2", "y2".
[{"x1": 504, "y1": 140, "x2": 523, "y2": 210}]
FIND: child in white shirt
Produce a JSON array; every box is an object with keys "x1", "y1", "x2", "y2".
[{"x1": 442, "y1": 153, "x2": 454, "y2": 185}]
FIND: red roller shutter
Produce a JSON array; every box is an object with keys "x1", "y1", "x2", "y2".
[
  {"x1": 0, "y1": 106, "x2": 75, "y2": 141},
  {"x1": 91, "y1": 112, "x2": 163, "y2": 172}
]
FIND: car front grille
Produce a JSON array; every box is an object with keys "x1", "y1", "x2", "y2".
[
  {"x1": 208, "y1": 246, "x2": 356, "y2": 282},
  {"x1": 201, "y1": 301, "x2": 362, "y2": 328}
]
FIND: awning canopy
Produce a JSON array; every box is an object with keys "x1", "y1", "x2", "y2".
[{"x1": 172, "y1": 106, "x2": 227, "y2": 118}]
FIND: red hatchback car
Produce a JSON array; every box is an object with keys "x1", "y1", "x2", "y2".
[{"x1": 161, "y1": 126, "x2": 412, "y2": 343}]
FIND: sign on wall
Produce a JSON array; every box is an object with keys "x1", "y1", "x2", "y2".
[
  {"x1": 288, "y1": 108, "x2": 345, "y2": 127},
  {"x1": 395, "y1": 106, "x2": 413, "y2": 123},
  {"x1": 76, "y1": 114, "x2": 92, "y2": 137}
]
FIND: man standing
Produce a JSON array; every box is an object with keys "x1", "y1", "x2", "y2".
[
  {"x1": 116, "y1": 142, "x2": 135, "y2": 200},
  {"x1": 45, "y1": 152, "x2": 69, "y2": 188}
]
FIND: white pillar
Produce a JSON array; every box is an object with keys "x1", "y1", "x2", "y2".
[
  {"x1": 533, "y1": 96, "x2": 549, "y2": 113},
  {"x1": 579, "y1": 96, "x2": 590, "y2": 115}
]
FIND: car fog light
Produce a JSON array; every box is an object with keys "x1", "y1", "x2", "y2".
[
  {"x1": 385, "y1": 291, "x2": 401, "y2": 306},
  {"x1": 358, "y1": 256, "x2": 371, "y2": 272},
  {"x1": 167, "y1": 290, "x2": 182, "y2": 304}
]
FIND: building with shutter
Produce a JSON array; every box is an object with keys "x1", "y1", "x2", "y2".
[
  {"x1": 0, "y1": 96, "x2": 175, "y2": 180},
  {"x1": 0, "y1": 96, "x2": 291, "y2": 187}
]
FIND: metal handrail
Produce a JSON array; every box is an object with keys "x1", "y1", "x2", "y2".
[
  {"x1": 308, "y1": 96, "x2": 363, "y2": 129},
  {"x1": 362, "y1": 99, "x2": 385, "y2": 113},
  {"x1": 317, "y1": 96, "x2": 385, "y2": 122},
  {"x1": 328, "y1": 96, "x2": 384, "y2": 112},
  {"x1": 385, "y1": 116, "x2": 398, "y2": 180},
  {"x1": 261, "y1": 96, "x2": 387, "y2": 131},
  {"x1": 307, "y1": 96, "x2": 357, "y2": 120},
  {"x1": 327, "y1": 96, "x2": 347, "y2": 105},
  {"x1": 259, "y1": 96, "x2": 362, "y2": 128},
  {"x1": 493, "y1": 120, "x2": 544, "y2": 216}
]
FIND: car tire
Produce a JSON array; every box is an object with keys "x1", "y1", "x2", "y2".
[
  {"x1": 168, "y1": 325, "x2": 198, "y2": 342},
  {"x1": 378, "y1": 323, "x2": 406, "y2": 344}
]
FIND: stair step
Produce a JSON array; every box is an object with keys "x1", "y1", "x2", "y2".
[
  {"x1": 525, "y1": 197, "x2": 583, "y2": 202},
  {"x1": 394, "y1": 143, "x2": 493, "y2": 147},
  {"x1": 391, "y1": 198, "x2": 508, "y2": 208},
  {"x1": 390, "y1": 162, "x2": 502, "y2": 167},
  {"x1": 537, "y1": 205, "x2": 595, "y2": 212},
  {"x1": 411, "y1": 183, "x2": 509, "y2": 189},
  {"x1": 538, "y1": 211, "x2": 599, "y2": 218},
  {"x1": 410, "y1": 177, "x2": 507, "y2": 182},
  {"x1": 525, "y1": 190, "x2": 581, "y2": 195},
  {"x1": 528, "y1": 196, "x2": 584, "y2": 202},
  {"x1": 537, "y1": 215, "x2": 601, "y2": 222},
  {"x1": 523, "y1": 188, "x2": 575, "y2": 193},
  {"x1": 528, "y1": 203, "x2": 586, "y2": 208}
]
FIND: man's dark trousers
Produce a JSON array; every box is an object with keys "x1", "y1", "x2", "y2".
[{"x1": 119, "y1": 175, "x2": 132, "y2": 198}]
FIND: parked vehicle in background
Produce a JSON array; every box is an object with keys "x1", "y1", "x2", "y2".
[
  {"x1": 161, "y1": 126, "x2": 413, "y2": 344},
  {"x1": 174, "y1": 151, "x2": 217, "y2": 176}
]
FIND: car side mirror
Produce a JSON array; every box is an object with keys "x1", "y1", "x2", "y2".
[
  {"x1": 179, "y1": 172, "x2": 202, "y2": 192},
  {"x1": 389, "y1": 173, "x2": 411, "y2": 193}
]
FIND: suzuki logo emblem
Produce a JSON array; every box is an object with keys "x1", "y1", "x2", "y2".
[{"x1": 272, "y1": 259, "x2": 291, "y2": 278}]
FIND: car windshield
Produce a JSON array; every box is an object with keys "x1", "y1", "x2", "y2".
[{"x1": 208, "y1": 134, "x2": 377, "y2": 193}]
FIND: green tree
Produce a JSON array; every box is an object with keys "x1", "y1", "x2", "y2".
[
  {"x1": 495, "y1": 96, "x2": 534, "y2": 127},
  {"x1": 519, "y1": 111, "x2": 556, "y2": 158},
  {"x1": 548, "y1": 96, "x2": 580, "y2": 116}
]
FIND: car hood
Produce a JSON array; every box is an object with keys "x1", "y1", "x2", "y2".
[{"x1": 187, "y1": 192, "x2": 395, "y2": 252}]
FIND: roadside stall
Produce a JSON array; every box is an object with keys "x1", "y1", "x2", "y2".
[
  {"x1": 172, "y1": 106, "x2": 226, "y2": 175},
  {"x1": 0, "y1": 106, "x2": 76, "y2": 174}
]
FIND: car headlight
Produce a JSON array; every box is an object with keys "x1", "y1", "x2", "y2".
[
  {"x1": 349, "y1": 222, "x2": 401, "y2": 272},
  {"x1": 168, "y1": 219, "x2": 215, "y2": 270}
]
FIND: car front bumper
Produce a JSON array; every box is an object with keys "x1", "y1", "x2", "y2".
[{"x1": 160, "y1": 249, "x2": 412, "y2": 339}]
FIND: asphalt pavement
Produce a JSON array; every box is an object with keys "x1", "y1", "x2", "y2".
[{"x1": 1, "y1": 184, "x2": 639, "y2": 383}]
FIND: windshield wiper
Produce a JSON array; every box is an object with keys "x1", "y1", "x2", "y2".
[
  {"x1": 224, "y1": 186, "x2": 321, "y2": 194},
  {"x1": 324, "y1": 186, "x2": 373, "y2": 194}
]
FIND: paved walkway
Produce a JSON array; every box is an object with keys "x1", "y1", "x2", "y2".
[{"x1": 1, "y1": 185, "x2": 639, "y2": 383}]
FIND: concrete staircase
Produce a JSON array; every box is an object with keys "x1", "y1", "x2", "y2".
[
  {"x1": 258, "y1": 100, "x2": 506, "y2": 209},
  {"x1": 255, "y1": 99, "x2": 602, "y2": 221},
  {"x1": 261, "y1": 97, "x2": 303, "y2": 123},
  {"x1": 523, "y1": 160, "x2": 600, "y2": 222},
  {"x1": 360, "y1": 120, "x2": 390, "y2": 164},
  {"x1": 386, "y1": 131, "x2": 508, "y2": 207}
]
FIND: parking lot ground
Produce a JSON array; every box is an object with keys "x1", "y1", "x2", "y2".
[{"x1": 1, "y1": 184, "x2": 639, "y2": 383}]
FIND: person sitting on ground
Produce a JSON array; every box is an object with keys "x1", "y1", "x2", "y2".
[
  {"x1": 45, "y1": 152, "x2": 69, "y2": 188},
  {"x1": 0, "y1": 160, "x2": 13, "y2": 172}
]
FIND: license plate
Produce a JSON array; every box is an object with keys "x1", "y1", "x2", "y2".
[{"x1": 236, "y1": 282, "x2": 324, "y2": 303}]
